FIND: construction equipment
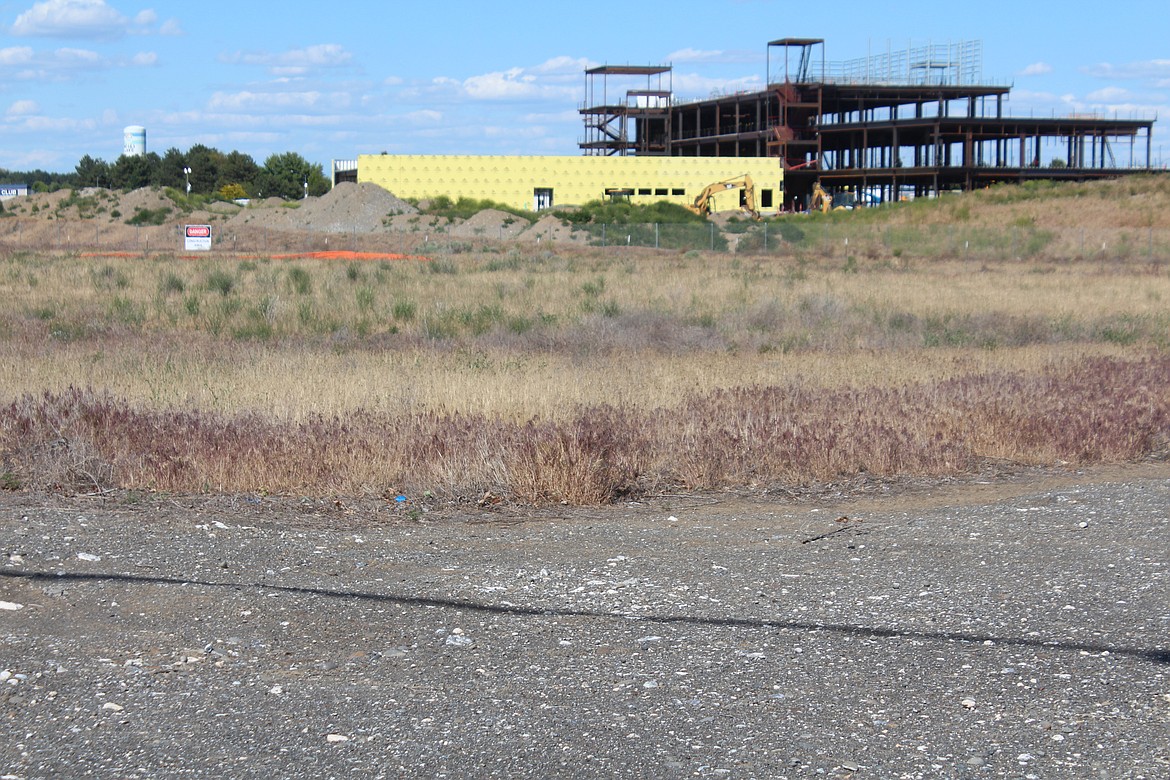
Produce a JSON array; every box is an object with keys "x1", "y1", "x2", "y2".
[
  {"x1": 810, "y1": 181, "x2": 832, "y2": 213},
  {"x1": 688, "y1": 175, "x2": 761, "y2": 220}
]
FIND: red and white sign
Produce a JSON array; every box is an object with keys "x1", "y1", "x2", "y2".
[{"x1": 184, "y1": 224, "x2": 212, "y2": 251}]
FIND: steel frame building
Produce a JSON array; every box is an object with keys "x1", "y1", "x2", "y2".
[{"x1": 581, "y1": 38, "x2": 1157, "y2": 211}]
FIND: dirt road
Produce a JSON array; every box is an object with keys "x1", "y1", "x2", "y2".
[{"x1": 2, "y1": 466, "x2": 1169, "y2": 778}]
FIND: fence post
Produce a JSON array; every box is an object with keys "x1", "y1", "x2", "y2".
[
  {"x1": 602, "y1": 223, "x2": 606, "y2": 247},
  {"x1": 655, "y1": 223, "x2": 659, "y2": 250},
  {"x1": 763, "y1": 222, "x2": 767, "y2": 253},
  {"x1": 710, "y1": 222, "x2": 714, "y2": 252}
]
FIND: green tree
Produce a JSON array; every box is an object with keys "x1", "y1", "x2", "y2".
[
  {"x1": 184, "y1": 144, "x2": 222, "y2": 195},
  {"x1": 110, "y1": 152, "x2": 161, "y2": 190},
  {"x1": 220, "y1": 151, "x2": 260, "y2": 194},
  {"x1": 75, "y1": 155, "x2": 111, "y2": 188},
  {"x1": 158, "y1": 147, "x2": 189, "y2": 191},
  {"x1": 259, "y1": 151, "x2": 330, "y2": 200}
]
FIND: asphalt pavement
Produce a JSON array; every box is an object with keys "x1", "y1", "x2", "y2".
[{"x1": 2, "y1": 466, "x2": 1168, "y2": 779}]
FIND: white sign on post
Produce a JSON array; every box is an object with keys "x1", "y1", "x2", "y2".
[{"x1": 184, "y1": 224, "x2": 212, "y2": 251}]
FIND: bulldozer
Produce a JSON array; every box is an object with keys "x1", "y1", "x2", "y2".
[{"x1": 687, "y1": 175, "x2": 761, "y2": 220}]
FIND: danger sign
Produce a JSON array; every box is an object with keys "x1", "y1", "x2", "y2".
[{"x1": 184, "y1": 224, "x2": 212, "y2": 251}]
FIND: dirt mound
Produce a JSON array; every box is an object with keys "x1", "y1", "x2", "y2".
[
  {"x1": 226, "y1": 199, "x2": 299, "y2": 231},
  {"x1": 521, "y1": 214, "x2": 587, "y2": 244},
  {"x1": 294, "y1": 181, "x2": 417, "y2": 233},
  {"x1": 117, "y1": 187, "x2": 173, "y2": 215},
  {"x1": 447, "y1": 209, "x2": 529, "y2": 240},
  {"x1": 226, "y1": 182, "x2": 416, "y2": 234}
]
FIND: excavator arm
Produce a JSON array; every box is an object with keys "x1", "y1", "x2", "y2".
[
  {"x1": 810, "y1": 182, "x2": 832, "y2": 214},
  {"x1": 688, "y1": 175, "x2": 761, "y2": 220}
]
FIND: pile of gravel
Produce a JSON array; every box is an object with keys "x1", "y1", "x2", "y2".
[
  {"x1": 447, "y1": 208, "x2": 529, "y2": 240},
  {"x1": 226, "y1": 182, "x2": 417, "y2": 234}
]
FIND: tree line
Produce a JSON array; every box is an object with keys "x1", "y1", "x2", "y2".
[{"x1": 1, "y1": 146, "x2": 332, "y2": 201}]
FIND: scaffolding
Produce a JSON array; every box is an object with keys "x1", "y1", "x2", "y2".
[{"x1": 580, "y1": 65, "x2": 672, "y2": 156}]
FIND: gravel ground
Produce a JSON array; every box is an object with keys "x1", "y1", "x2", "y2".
[{"x1": 2, "y1": 465, "x2": 1168, "y2": 779}]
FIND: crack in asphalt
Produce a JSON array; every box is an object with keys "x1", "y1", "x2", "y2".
[{"x1": 5, "y1": 568, "x2": 1167, "y2": 666}]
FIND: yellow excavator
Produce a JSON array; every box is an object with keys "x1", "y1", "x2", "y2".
[
  {"x1": 810, "y1": 181, "x2": 832, "y2": 214},
  {"x1": 688, "y1": 175, "x2": 761, "y2": 220}
]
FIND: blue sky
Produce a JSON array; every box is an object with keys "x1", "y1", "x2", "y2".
[{"x1": 2, "y1": 0, "x2": 1167, "y2": 173}]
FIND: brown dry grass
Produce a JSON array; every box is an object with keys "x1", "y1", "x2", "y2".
[
  {"x1": 2, "y1": 355, "x2": 1166, "y2": 502},
  {"x1": 2, "y1": 177, "x2": 1169, "y2": 503}
]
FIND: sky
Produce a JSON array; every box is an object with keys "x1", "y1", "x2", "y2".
[{"x1": 2, "y1": 0, "x2": 1168, "y2": 174}]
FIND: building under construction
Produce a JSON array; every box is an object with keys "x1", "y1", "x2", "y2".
[{"x1": 581, "y1": 39, "x2": 1157, "y2": 211}]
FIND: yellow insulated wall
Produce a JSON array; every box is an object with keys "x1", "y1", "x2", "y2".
[{"x1": 358, "y1": 155, "x2": 783, "y2": 214}]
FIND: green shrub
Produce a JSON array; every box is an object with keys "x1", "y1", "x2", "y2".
[
  {"x1": 392, "y1": 299, "x2": 417, "y2": 321},
  {"x1": 126, "y1": 206, "x2": 172, "y2": 226},
  {"x1": 288, "y1": 266, "x2": 312, "y2": 295},
  {"x1": 160, "y1": 273, "x2": 185, "y2": 295},
  {"x1": 553, "y1": 199, "x2": 702, "y2": 226},
  {"x1": 205, "y1": 270, "x2": 235, "y2": 296},
  {"x1": 416, "y1": 195, "x2": 536, "y2": 222}
]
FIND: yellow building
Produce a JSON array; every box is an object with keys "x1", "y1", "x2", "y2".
[{"x1": 358, "y1": 155, "x2": 782, "y2": 214}]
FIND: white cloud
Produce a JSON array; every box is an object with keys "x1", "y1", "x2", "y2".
[
  {"x1": 404, "y1": 109, "x2": 442, "y2": 125},
  {"x1": 1086, "y1": 86, "x2": 1135, "y2": 103},
  {"x1": 532, "y1": 55, "x2": 594, "y2": 75},
  {"x1": 207, "y1": 90, "x2": 352, "y2": 113},
  {"x1": 673, "y1": 72, "x2": 761, "y2": 101},
  {"x1": 0, "y1": 43, "x2": 165, "y2": 82},
  {"x1": 11, "y1": 0, "x2": 129, "y2": 39},
  {"x1": 666, "y1": 47, "x2": 758, "y2": 65},
  {"x1": 12, "y1": 113, "x2": 98, "y2": 132},
  {"x1": 55, "y1": 46, "x2": 102, "y2": 65},
  {"x1": 3, "y1": 148, "x2": 62, "y2": 169},
  {"x1": 1019, "y1": 62, "x2": 1052, "y2": 77},
  {"x1": 0, "y1": 46, "x2": 36, "y2": 66},
  {"x1": 667, "y1": 48, "x2": 724, "y2": 63},
  {"x1": 158, "y1": 18, "x2": 182, "y2": 36},
  {"x1": 1083, "y1": 59, "x2": 1170, "y2": 80},
  {"x1": 6, "y1": 99, "x2": 40, "y2": 116},
  {"x1": 464, "y1": 67, "x2": 538, "y2": 99},
  {"x1": 457, "y1": 59, "x2": 586, "y2": 102},
  {"x1": 221, "y1": 44, "x2": 353, "y2": 76}
]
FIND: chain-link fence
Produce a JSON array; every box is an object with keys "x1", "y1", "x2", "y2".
[
  {"x1": 563, "y1": 221, "x2": 1170, "y2": 262},
  {"x1": 2, "y1": 216, "x2": 1168, "y2": 261}
]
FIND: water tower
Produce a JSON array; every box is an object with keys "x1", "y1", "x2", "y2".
[{"x1": 123, "y1": 125, "x2": 146, "y2": 157}]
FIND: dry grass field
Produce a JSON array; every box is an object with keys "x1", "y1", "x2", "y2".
[{"x1": 1, "y1": 176, "x2": 1168, "y2": 503}]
